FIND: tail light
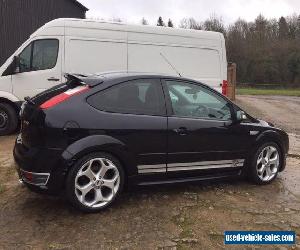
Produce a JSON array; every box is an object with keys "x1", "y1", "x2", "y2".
[
  {"x1": 40, "y1": 85, "x2": 89, "y2": 110},
  {"x1": 222, "y1": 80, "x2": 228, "y2": 96}
]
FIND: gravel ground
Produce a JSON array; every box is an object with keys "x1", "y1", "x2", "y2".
[{"x1": 0, "y1": 95, "x2": 299, "y2": 250}]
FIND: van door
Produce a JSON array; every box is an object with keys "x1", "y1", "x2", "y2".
[{"x1": 12, "y1": 37, "x2": 63, "y2": 99}]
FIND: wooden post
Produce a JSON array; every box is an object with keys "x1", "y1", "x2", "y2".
[{"x1": 227, "y1": 63, "x2": 236, "y2": 101}]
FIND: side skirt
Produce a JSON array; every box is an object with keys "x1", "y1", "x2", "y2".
[{"x1": 136, "y1": 170, "x2": 242, "y2": 186}]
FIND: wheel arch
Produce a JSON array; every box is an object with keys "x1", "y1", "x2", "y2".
[
  {"x1": 251, "y1": 130, "x2": 286, "y2": 171},
  {"x1": 61, "y1": 135, "x2": 137, "y2": 177},
  {"x1": 0, "y1": 97, "x2": 21, "y2": 114}
]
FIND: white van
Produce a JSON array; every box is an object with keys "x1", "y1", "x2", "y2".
[{"x1": 0, "y1": 18, "x2": 227, "y2": 135}]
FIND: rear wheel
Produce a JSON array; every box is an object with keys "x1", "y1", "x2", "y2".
[
  {"x1": 248, "y1": 142, "x2": 281, "y2": 184},
  {"x1": 66, "y1": 152, "x2": 125, "y2": 212},
  {"x1": 0, "y1": 103, "x2": 18, "y2": 136}
]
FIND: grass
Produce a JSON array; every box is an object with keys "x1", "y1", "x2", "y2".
[{"x1": 237, "y1": 88, "x2": 300, "y2": 96}]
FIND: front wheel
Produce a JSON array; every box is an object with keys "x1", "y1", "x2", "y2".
[
  {"x1": 0, "y1": 103, "x2": 18, "y2": 136},
  {"x1": 66, "y1": 152, "x2": 125, "y2": 212},
  {"x1": 248, "y1": 142, "x2": 281, "y2": 184}
]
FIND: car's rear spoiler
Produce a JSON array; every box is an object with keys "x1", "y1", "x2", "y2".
[{"x1": 64, "y1": 73, "x2": 104, "y2": 87}]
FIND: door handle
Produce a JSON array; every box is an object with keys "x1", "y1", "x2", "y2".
[
  {"x1": 47, "y1": 77, "x2": 60, "y2": 82},
  {"x1": 173, "y1": 127, "x2": 188, "y2": 135}
]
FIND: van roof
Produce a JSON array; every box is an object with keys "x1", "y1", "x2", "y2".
[{"x1": 32, "y1": 18, "x2": 223, "y2": 40}]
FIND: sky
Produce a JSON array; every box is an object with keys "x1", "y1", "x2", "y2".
[{"x1": 78, "y1": 0, "x2": 299, "y2": 26}]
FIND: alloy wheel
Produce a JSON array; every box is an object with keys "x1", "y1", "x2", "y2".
[
  {"x1": 256, "y1": 146, "x2": 280, "y2": 182},
  {"x1": 75, "y1": 157, "x2": 120, "y2": 208}
]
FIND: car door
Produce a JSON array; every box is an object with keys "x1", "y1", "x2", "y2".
[
  {"x1": 162, "y1": 79, "x2": 251, "y2": 176},
  {"x1": 12, "y1": 37, "x2": 63, "y2": 100}
]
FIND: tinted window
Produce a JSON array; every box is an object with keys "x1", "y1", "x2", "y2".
[
  {"x1": 18, "y1": 39, "x2": 59, "y2": 73},
  {"x1": 166, "y1": 80, "x2": 232, "y2": 120},
  {"x1": 88, "y1": 79, "x2": 165, "y2": 116}
]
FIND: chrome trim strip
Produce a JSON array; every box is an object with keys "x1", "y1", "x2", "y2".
[
  {"x1": 168, "y1": 163, "x2": 242, "y2": 172},
  {"x1": 250, "y1": 130, "x2": 259, "y2": 135},
  {"x1": 138, "y1": 164, "x2": 167, "y2": 170},
  {"x1": 19, "y1": 169, "x2": 50, "y2": 186},
  {"x1": 168, "y1": 159, "x2": 244, "y2": 168},
  {"x1": 137, "y1": 159, "x2": 244, "y2": 174},
  {"x1": 138, "y1": 168, "x2": 166, "y2": 174}
]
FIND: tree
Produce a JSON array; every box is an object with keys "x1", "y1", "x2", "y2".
[
  {"x1": 157, "y1": 16, "x2": 165, "y2": 26},
  {"x1": 203, "y1": 14, "x2": 225, "y2": 34},
  {"x1": 254, "y1": 14, "x2": 268, "y2": 44},
  {"x1": 175, "y1": 13, "x2": 300, "y2": 85},
  {"x1": 179, "y1": 17, "x2": 202, "y2": 30},
  {"x1": 297, "y1": 15, "x2": 300, "y2": 39},
  {"x1": 288, "y1": 51, "x2": 300, "y2": 83},
  {"x1": 168, "y1": 19, "x2": 174, "y2": 28},
  {"x1": 141, "y1": 17, "x2": 148, "y2": 25},
  {"x1": 278, "y1": 17, "x2": 289, "y2": 40}
]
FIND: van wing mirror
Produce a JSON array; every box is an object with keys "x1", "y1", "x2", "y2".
[
  {"x1": 14, "y1": 56, "x2": 20, "y2": 74},
  {"x1": 2, "y1": 56, "x2": 20, "y2": 76},
  {"x1": 236, "y1": 110, "x2": 247, "y2": 122}
]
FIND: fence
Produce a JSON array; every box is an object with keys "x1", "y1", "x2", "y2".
[{"x1": 227, "y1": 63, "x2": 236, "y2": 101}]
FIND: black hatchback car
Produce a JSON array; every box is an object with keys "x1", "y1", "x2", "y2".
[{"x1": 14, "y1": 73, "x2": 289, "y2": 212}]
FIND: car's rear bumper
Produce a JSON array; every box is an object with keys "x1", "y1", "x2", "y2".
[{"x1": 13, "y1": 138, "x2": 67, "y2": 193}]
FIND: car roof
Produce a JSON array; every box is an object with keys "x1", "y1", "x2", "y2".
[{"x1": 70, "y1": 71, "x2": 197, "y2": 85}]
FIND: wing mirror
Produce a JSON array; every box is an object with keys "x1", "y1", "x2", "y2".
[
  {"x1": 236, "y1": 110, "x2": 247, "y2": 122},
  {"x1": 12, "y1": 56, "x2": 20, "y2": 74},
  {"x1": 2, "y1": 56, "x2": 20, "y2": 76},
  {"x1": 14, "y1": 56, "x2": 21, "y2": 74}
]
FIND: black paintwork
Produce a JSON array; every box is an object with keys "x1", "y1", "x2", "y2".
[{"x1": 13, "y1": 73, "x2": 289, "y2": 192}]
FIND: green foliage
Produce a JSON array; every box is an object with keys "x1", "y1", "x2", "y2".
[
  {"x1": 176, "y1": 13, "x2": 300, "y2": 85},
  {"x1": 237, "y1": 88, "x2": 300, "y2": 96},
  {"x1": 226, "y1": 14, "x2": 300, "y2": 85},
  {"x1": 288, "y1": 51, "x2": 300, "y2": 83}
]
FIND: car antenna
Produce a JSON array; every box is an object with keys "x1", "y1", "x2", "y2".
[{"x1": 160, "y1": 52, "x2": 182, "y2": 77}]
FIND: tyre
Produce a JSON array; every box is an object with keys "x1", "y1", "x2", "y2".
[
  {"x1": 0, "y1": 103, "x2": 18, "y2": 136},
  {"x1": 248, "y1": 142, "x2": 281, "y2": 185},
  {"x1": 66, "y1": 152, "x2": 125, "y2": 212}
]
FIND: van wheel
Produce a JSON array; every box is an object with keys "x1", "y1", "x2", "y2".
[
  {"x1": 0, "y1": 103, "x2": 18, "y2": 136},
  {"x1": 66, "y1": 152, "x2": 125, "y2": 212}
]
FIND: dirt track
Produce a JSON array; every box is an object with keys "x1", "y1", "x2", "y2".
[{"x1": 0, "y1": 95, "x2": 299, "y2": 249}]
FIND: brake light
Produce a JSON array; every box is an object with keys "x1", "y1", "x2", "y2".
[
  {"x1": 222, "y1": 80, "x2": 228, "y2": 96},
  {"x1": 23, "y1": 171, "x2": 33, "y2": 182},
  {"x1": 40, "y1": 85, "x2": 89, "y2": 109}
]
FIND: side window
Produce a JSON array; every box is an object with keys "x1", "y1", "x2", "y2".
[
  {"x1": 18, "y1": 39, "x2": 59, "y2": 73},
  {"x1": 19, "y1": 44, "x2": 32, "y2": 72},
  {"x1": 32, "y1": 40, "x2": 58, "y2": 70},
  {"x1": 88, "y1": 79, "x2": 166, "y2": 116},
  {"x1": 165, "y1": 80, "x2": 232, "y2": 120}
]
